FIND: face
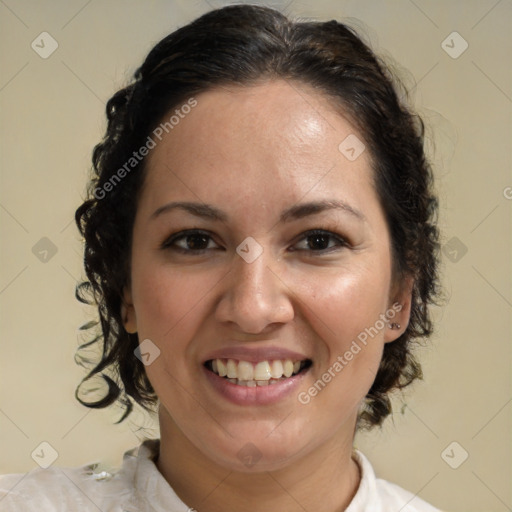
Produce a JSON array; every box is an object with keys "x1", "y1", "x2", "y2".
[{"x1": 123, "y1": 80, "x2": 412, "y2": 472}]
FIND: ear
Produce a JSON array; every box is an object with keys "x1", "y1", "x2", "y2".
[
  {"x1": 384, "y1": 275, "x2": 414, "y2": 343},
  {"x1": 121, "y1": 285, "x2": 138, "y2": 334}
]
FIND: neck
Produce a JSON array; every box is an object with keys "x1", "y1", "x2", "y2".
[{"x1": 156, "y1": 409, "x2": 361, "y2": 512}]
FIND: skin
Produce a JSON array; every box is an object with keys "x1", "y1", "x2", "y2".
[{"x1": 122, "y1": 79, "x2": 413, "y2": 512}]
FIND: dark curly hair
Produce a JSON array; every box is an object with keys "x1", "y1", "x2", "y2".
[{"x1": 74, "y1": 4, "x2": 441, "y2": 428}]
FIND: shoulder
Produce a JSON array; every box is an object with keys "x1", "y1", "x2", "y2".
[
  {"x1": 351, "y1": 450, "x2": 442, "y2": 512},
  {"x1": 0, "y1": 445, "x2": 142, "y2": 512}
]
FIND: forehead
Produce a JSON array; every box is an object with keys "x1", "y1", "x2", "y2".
[
  {"x1": 149, "y1": 80, "x2": 360, "y2": 163},
  {"x1": 141, "y1": 80, "x2": 376, "y2": 216}
]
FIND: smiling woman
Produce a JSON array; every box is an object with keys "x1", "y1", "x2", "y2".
[{"x1": 0, "y1": 4, "x2": 441, "y2": 512}]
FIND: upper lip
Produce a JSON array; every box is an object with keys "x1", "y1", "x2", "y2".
[{"x1": 202, "y1": 346, "x2": 311, "y2": 364}]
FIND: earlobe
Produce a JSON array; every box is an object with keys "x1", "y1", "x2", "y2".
[
  {"x1": 384, "y1": 276, "x2": 414, "y2": 343},
  {"x1": 121, "y1": 287, "x2": 138, "y2": 334}
]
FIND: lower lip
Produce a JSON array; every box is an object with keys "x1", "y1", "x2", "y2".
[{"x1": 203, "y1": 365, "x2": 309, "y2": 406}]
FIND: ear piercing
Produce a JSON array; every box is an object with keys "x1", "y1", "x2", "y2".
[{"x1": 388, "y1": 323, "x2": 401, "y2": 330}]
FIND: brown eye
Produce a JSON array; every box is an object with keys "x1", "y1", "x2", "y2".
[
  {"x1": 161, "y1": 230, "x2": 220, "y2": 253},
  {"x1": 291, "y1": 229, "x2": 348, "y2": 253}
]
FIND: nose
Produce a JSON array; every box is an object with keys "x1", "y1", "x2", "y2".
[{"x1": 214, "y1": 246, "x2": 295, "y2": 335}]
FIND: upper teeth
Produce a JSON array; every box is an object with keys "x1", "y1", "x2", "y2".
[{"x1": 210, "y1": 359, "x2": 303, "y2": 381}]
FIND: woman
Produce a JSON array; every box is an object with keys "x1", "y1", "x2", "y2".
[{"x1": 0, "y1": 4, "x2": 442, "y2": 511}]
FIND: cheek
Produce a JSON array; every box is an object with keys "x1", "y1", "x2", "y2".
[
  {"x1": 131, "y1": 256, "x2": 216, "y2": 337},
  {"x1": 298, "y1": 262, "x2": 390, "y2": 348},
  {"x1": 130, "y1": 266, "x2": 211, "y2": 392},
  {"x1": 292, "y1": 260, "x2": 391, "y2": 410},
  {"x1": 130, "y1": 258, "x2": 227, "y2": 385}
]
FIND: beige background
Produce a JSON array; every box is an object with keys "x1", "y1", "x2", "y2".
[{"x1": 0, "y1": 1, "x2": 510, "y2": 511}]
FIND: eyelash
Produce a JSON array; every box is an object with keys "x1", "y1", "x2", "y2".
[{"x1": 160, "y1": 229, "x2": 349, "y2": 255}]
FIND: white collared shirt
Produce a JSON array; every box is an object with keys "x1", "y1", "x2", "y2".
[{"x1": 0, "y1": 439, "x2": 441, "y2": 511}]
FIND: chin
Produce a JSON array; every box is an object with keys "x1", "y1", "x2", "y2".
[{"x1": 192, "y1": 420, "x2": 313, "y2": 473}]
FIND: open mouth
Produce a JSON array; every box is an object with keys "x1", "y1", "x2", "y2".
[{"x1": 204, "y1": 358, "x2": 312, "y2": 387}]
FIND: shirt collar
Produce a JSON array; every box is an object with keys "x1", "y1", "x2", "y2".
[
  {"x1": 122, "y1": 439, "x2": 190, "y2": 512},
  {"x1": 346, "y1": 450, "x2": 381, "y2": 512}
]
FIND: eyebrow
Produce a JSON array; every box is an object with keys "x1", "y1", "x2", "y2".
[{"x1": 151, "y1": 199, "x2": 366, "y2": 223}]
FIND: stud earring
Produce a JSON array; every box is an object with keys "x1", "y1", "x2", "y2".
[{"x1": 388, "y1": 323, "x2": 401, "y2": 330}]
